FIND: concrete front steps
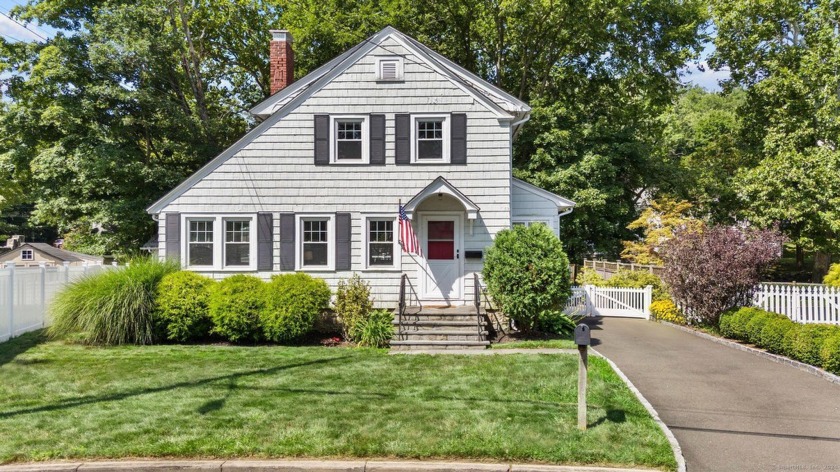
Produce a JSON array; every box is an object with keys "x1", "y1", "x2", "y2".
[{"x1": 391, "y1": 306, "x2": 490, "y2": 351}]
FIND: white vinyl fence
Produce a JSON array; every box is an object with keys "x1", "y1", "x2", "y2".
[
  {"x1": 565, "y1": 285, "x2": 653, "y2": 319},
  {"x1": 0, "y1": 262, "x2": 115, "y2": 342},
  {"x1": 753, "y1": 283, "x2": 840, "y2": 325}
]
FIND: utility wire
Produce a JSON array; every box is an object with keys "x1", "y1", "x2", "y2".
[{"x1": 0, "y1": 10, "x2": 47, "y2": 42}]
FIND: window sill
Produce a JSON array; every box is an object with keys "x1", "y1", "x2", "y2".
[
  {"x1": 363, "y1": 267, "x2": 402, "y2": 272},
  {"x1": 186, "y1": 267, "x2": 259, "y2": 272}
]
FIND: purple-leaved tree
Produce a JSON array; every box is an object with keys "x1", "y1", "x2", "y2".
[{"x1": 661, "y1": 225, "x2": 786, "y2": 325}]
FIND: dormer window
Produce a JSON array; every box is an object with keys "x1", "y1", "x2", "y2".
[{"x1": 376, "y1": 57, "x2": 403, "y2": 81}]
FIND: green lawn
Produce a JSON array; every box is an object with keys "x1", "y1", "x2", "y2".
[
  {"x1": 0, "y1": 331, "x2": 675, "y2": 470},
  {"x1": 491, "y1": 339, "x2": 577, "y2": 349}
]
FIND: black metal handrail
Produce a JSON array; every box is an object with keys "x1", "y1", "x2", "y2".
[
  {"x1": 473, "y1": 273, "x2": 506, "y2": 336},
  {"x1": 398, "y1": 274, "x2": 407, "y2": 338}
]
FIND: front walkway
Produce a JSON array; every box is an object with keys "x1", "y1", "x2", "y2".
[{"x1": 586, "y1": 317, "x2": 840, "y2": 472}]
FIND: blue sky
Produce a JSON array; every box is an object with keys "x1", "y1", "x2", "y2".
[{"x1": 1, "y1": 2, "x2": 729, "y2": 91}]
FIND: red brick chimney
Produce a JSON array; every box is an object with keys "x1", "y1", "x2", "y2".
[{"x1": 269, "y1": 30, "x2": 294, "y2": 95}]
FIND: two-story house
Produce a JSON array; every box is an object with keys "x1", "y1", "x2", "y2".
[{"x1": 147, "y1": 26, "x2": 574, "y2": 313}]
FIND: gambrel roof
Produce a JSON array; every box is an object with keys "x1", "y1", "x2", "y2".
[{"x1": 147, "y1": 26, "x2": 531, "y2": 215}]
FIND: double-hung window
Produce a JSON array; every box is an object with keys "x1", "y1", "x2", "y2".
[
  {"x1": 367, "y1": 218, "x2": 396, "y2": 268},
  {"x1": 184, "y1": 215, "x2": 257, "y2": 270},
  {"x1": 331, "y1": 116, "x2": 369, "y2": 163},
  {"x1": 301, "y1": 218, "x2": 330, "y2": 268},
  {"x1": 224, "y1": 220, "x2": 250, "y2": 267},
  {"x1": 21, "y1": 249, "x2": 33, "y2": 261},
  {"x1": 188, "y1": 219, "x2": 214, "y2": 267},
  {"x1": 411, "y1": 115, "x2": 449, "y2": 163}
]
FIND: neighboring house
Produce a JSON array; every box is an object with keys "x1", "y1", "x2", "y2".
[
  {"x1": 147, "y1": 26, "x2": 574, "y2": 307},
  {"x1": 0, "y1": 243, "x2": 104, "y2": 268}
]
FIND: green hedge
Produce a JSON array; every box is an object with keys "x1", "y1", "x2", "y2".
[
  {"x1": 209, "y1": 275, "x2": 267, "y2": 343},
  {"x1": 155, "y1": 271, "x2": 215, "y2": 342},
  {"x1": 718, "y1": 307, "x2": 840, "y2": 374},
  {"x1": 261, "y1": 273, "x2": 331, "y2": 343}
]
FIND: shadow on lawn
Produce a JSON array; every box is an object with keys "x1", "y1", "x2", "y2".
[
  {"x1": 0, "y1": 354, "x2": 354, "y2": 419},
  {"x1": 0, "y1": 330, "x2": 50, "y2": 369}
]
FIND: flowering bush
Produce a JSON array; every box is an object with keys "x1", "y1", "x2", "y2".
[
  {"x1": 661, "y1": 225, "x2": 785, "y2": 325},
  {"x1": 649, "y1": 300, "x2": 685, "y2": 324}
]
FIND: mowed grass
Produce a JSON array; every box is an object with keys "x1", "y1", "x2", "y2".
[
  {"x1": 0, "y1": 331, "x2": 675, "y2": 470},
  {"x1": 491, "y1": 339, "x2": 578, "y2": 349}
]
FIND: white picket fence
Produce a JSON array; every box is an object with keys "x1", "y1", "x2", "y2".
[
  {"x1": 753, "y1": 283, "x2": 840, "y2": 325},
  {"x1": 565, "y1": 285, "x2": 653, "y2": 319},
  {"x1": 0, "y1": 262, "x2": 115, "y2": 342}
]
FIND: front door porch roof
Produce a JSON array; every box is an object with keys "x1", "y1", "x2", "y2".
[{"x1": 403, "y1": 176, "x2": 480, "y2": 220}]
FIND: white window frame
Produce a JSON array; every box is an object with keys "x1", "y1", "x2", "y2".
[
  {"x1": 20, "y1": 249, "x2": 33, "y2": 261},
  {"x1": 512, "y1": 219, "x2": 552, "y2": 228},
  {"x1": 410, "y1": 114, "x2": 450, "y2": 164},
  {"x1": 376, "y1": 57, "x2": 404, "y2": 81},
  {"x1": 363, "y1": 215, "x2": 401, "y2": 271},
  {"x1": 330, "y1": 115, "x2": 369, "y2": 164},
  {"x1": 182, "y1": 215, "x2": 258, "y2": 271},
  {"x1": 296, "y1": 214, "x2": 335, "y2": 271}
]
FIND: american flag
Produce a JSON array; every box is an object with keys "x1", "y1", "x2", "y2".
[{"x1": 399, "y1": 205, "x2": 422, "y2": 255}]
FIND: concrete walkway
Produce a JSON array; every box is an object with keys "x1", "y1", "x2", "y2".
[{"x1": 586, "y1": 317, "x2": 840, "y2": 472}]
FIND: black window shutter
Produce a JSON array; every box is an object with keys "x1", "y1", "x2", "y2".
[
  {"x1": 395, "y1": 114, "x2": 411, "y2": 165},
  {"x1": 314, "y1": 115, "x2": 330, "y2": 166},
  {"x1": 335, "y1": 213, "x2": 352, "y2": 271},
  {"x1": 279, "y1": 213, "x2": 296, "y2": 271},
  {"x1": 369, "y1": 114, "x2": 386, "y2": 165},
  {"x1": 165, "y1": 213, "x2": 180, "y2": 262},
  {"x1": 257, "y1": 212, "x2": 273, "y2": 271},
  {"x1": 451, "y1": 113, "x2": 467, "y2": 165}
]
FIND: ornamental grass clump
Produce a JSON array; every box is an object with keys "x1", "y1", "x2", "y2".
[
  {"x1": 49, "y1": 258, "x2": 179, "y2": 345},
  {"x1": 661, "y1": 225, "x2": 785, "y2": 325},
  {"x1": 354, "y1": 309, "x2": 395, "y2": 348},
  {"x1": 483, "y1": 224, "x2": 572, "y2": 332}
]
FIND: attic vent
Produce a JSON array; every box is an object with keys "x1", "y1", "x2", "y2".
[{"x1": 376, "y1": 58, "x2": 403, "y2": 81}]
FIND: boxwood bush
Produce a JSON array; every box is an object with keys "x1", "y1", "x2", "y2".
[
  {"x1": 790, "y1": 324, "x2": 836, "y2": 366},
  {"x1": 759, "y1": 317, "x2": 796, "y2": 355},
  {"x1": 261, "y1": 273, "x2": 331, "y2": 343},
  {"x1": 821, "y1": 333, "x2": 840, "y2": 375},
  {"x1": 209, "y1": 275, "x2": 266, "y2": 343},
  {"x1": 719, "y1": 307, "x2": 840, "y2": 373},
  {"x1": 155, "y1": 271, "x2": 215, "y2": 342},
  {"x1": 49, "y1": 258, "x2": 179, "y2": 345},
  {"x1": 483, "y1": 224, "x2": 572, "y2": 332}
]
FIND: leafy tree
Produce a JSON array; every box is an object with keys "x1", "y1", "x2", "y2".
[
  {"x1": 710, "y1": 0, "x2": 840, "y2": 277},
  {"x1": 661, "y1": 225, "x2": 785, "y2": 325},
  {"x1": 622, "y1": 197, "x2": 703, "y2": 265},
  {"x1": 658, "y1": 87, "x2": 751, "y2": 223}
]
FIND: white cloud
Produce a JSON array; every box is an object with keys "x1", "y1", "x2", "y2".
[
  {"x1": 0, "y1": 14, "x2": 45, "y2": 42},
  {"x1": 681, "y1": 61, "x2": 731, "y2": 91}
]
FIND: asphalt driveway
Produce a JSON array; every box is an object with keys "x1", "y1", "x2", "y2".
[{"x1": 586, "y1": 317, "x2": 840, "y2": 472}]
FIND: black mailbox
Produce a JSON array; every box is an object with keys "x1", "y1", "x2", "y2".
[
  {"x1": 574, "y1": 324, "x2": 591, "y2": 346},
  {"x1": 464, "y1": 250, "x2": 483, "y2": 259}
]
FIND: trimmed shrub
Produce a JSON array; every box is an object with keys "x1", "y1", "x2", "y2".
[
  {"x1": 650, "y1": 300, "x2": 686, "y2": 324},
  {"x1": 261, "y1": 273, "x2": 331, "y2": 343},
  {"x1": 782, "y1": 323, "x2": 802, "y2": 358},
  {"x1": 209, "y1": 275, "x2": 266, "y2": 343},
  {"x1": 790, "y1": 324, "x2": 837, "y2": 366},
  {"x1": 744, "y1": 311, "x2": 778, "y2": 345},
  {"x1": 155, "y1": 271, "x2": 215, "y2": 342},
  {"x1": 721, "y1": 307, "x2": 763, "y2": 341},
  {"x1": 355, "y1": 309, "x2": 394, "y2": 348},
  {"x1": 334, "y1": 274, "x2": 374, "y2": 342},
  {"x1": 825, "y1": 264, "x2": 840, "y2": 287},
  {"x1": 537, "y1": 309, "x2": 577, "y2": 336},
  {"x1": 49, "y1": 258, "x2": 179, "y2": 345},
  {"x1": 759, "y1": 317, "x2": 797, "y2": 355},
  {"x1": 718, "y1": 308, "x2": 739, "y2": 338},
  {"x1": 820, "y1": 332, "x2": 840, "y2": 374},
  {"x1": 483, "y1": 224, "x2": 571, "y2": 331}
]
